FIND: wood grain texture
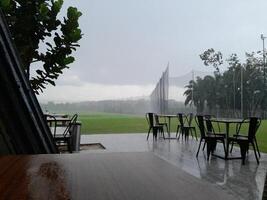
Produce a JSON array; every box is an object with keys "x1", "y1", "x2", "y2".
[{"x1": 0, "y1": 152, "x2": 235, "y2": 200}]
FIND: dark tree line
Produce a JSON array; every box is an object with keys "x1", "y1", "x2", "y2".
[
  {"x1": 41, "y1": 99, "x2": 191, "y2": 115},
  {"x1": 184, "y1": 49, "x2": 266, "y2": 118}
]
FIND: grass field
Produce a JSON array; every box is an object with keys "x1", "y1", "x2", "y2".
[
  {"x1": 79, "y1": 113, "x2": 147, "y2": 134},
  {"x1": 78, "y1": 112, "x2": 267, "y2": 152}
]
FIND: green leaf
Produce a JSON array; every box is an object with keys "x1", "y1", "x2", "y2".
[
  {"x1": 0, "y1": 0, "x2": 10, "y2": 9},
  {"x1": 2, "y1": 0, "x2": 82, "y2": 94},
  {"x1": 53, "y1": 0, "x2": 63, "y2": 13},
  {"x1": 67, "y1": 7, "x2": 82, "y2": 20},
  {"x1": 63, "y1": 56, "x2": 75, "y2": 65},
  {"x1": 39, "y1": 3, "x2": 49, "y2": 18},
  {"x1": 68, "y1": 28, "x2": 82, "y2": 42}
]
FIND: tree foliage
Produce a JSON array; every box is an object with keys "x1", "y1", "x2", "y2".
[
  {"x1": 0, "y1": 0, "x2": 82, "y2": 94},
  {"x1": 199, "y1": 48, "x2": 223, "y2": 74},
  {"x1": 184, "y1": 49, "x2": 265, "y2": 117}
]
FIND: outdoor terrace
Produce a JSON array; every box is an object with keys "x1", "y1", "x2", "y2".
[{"x1": 81, "y1": 133, "x2": 267, "y2": 200}]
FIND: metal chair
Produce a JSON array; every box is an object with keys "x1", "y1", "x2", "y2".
[
  {"x1": 203, "y1": 115, "x2": 226, "y2": 151},
  {"x1": 177, "y1": 113, "x2": 197, "y2": 140},
  {"x1": 54, "y1": 114, "x2": 78, "y2": 153},
  {"x1": 228, "y1": 117, "x2": 261, "y2": 164},
  {"x1": 204, "y1": 115, "x2": 226, "y2": 137},
  {"x1": 44, "y1": 114, "x2": 57, "y2": 136},
  {"x1": 195, "y1": 115, "x2": 226, "y2": 160},
  {"x1": 230, "y1": 118, "x2": 261, "y2": 158},
  {"x1": 155, "y1": 114, "x2": 168, "y2": 137},
  {"x1": 146, "y1": 113, "x2": 164, "y2": 140}
]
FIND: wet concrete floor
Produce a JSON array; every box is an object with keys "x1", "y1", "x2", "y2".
[{"x1": 81, "y1": 133, "x2": 267, "y2": 200}]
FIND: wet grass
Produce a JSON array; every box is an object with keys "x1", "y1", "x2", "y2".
[{"x1": 79, "y1": 113, "x2": 147, "y2": 134}]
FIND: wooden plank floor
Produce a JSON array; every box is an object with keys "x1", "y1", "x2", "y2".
[{"x1": 0, "y1": 152, "x2": 235, "y2": 200}]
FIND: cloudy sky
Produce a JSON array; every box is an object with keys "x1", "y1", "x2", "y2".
[{"x1": 37, "y1": 0, "x2": 267, "y2": 103}]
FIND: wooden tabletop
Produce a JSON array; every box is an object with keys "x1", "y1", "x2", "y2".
[{"x1": 0, "y1": 152, "x2": 235, "y2": 200}]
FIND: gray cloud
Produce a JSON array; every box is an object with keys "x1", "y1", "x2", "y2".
[
  {"x1": 63, "y1": 0, "x2": 267, "y2": 84},
  {"x1": 40, "y1": 0, "x2": 267, "y2": 101}
]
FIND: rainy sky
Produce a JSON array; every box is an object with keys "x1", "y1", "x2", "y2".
[{"x1": 38, "y1": 0, "x2": 267, "y2": 102}]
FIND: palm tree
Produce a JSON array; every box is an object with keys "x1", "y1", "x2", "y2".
[{"x1": 184, "y1": 77, "x2": 206, "y2": 113}]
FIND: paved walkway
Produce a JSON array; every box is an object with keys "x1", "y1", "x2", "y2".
[{"x1": 81, "y1": 133, "x2": 267, "y2": 200}]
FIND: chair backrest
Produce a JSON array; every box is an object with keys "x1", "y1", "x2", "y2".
[
  {"x1": 63, "y1": 114, "x2": 78, "y2": 137},
  {"x1": 205, "y1": 118, "x2": 214, "y2": 133},
  {"x1": 44, "y1": 114, "x2": 57, "y2": 137},
  {"x1": 204, "y1": 114, "x2": 221, "y2": 133},
  {"x1": 146, "y1": 113, "x2": 154, "y2": 127},
  {"x1": 154, "y1": 114, "x2": 160, "y2": 125},
  {"x1": 187, "y1": 113, "x2": 194, "y2": 126},
  {"x1": 248, "y1": 117, "x2": 261, "y2": 141},
  {"x1": 195, "y1": 115, "x2": 206, "y2": 138},
  {"x1": 177, "y1": 113, "x2": 184, "y2": 127},
  {"x1": 204, "y1": 114, "x2": 213, "y2": 119}
]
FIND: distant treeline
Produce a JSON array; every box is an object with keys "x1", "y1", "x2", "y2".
[{"x1": 41, "y1": 99, "x2": 195, "y2": 115}]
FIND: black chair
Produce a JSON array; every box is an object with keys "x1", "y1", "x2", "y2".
[
  {"x1": 177, "y1": 113, "x2": 197, "y2": 140},
  {"x1": 195, "y1": 115, "x2": 226, "y2": 160},
  {"x1": 44, "y1": 114, "x2": 57, "y2": 136},
  {"x1": 146, "y1": 113, "x2": 164, "y2": 140},
  {"x1": 204, "y1": 115, "x2": 226, "y2": 137},
  {"x1": 54, "y1": 114, "x2": 78, "y2": 153},
  {"x1": 187, "y1": 113, "x2": 197, "y2": 140},
  {"x1": 230, "y1": 118, "x2": 261, "y2": 158},
  {"x1": 228, "y1": 117, "x2": 261, "y2": 165},
  {"x1": 155, "y1": 114, "x2": 168, "y2": 135}
]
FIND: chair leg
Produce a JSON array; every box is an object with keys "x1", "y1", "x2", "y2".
[
  {"x1": 202, "y1": 141, "x2": 206, "y2": 151},
  {"x1": 230, "y1": 141, "x2": 234, "y2": 153},
  {"x1": 153, "y1": 127, "x2": 158, "y2": 140},
  {"x1": 222, "y1": 140, "x2": 226, "y2": 156},
  {"x1": 161, "y1": 127, "x2": 165, "y2": 140},
  {"x1": 189, "y1": 128, "x2": 193, "y2": 139},
  {"x1": 193, "y1": 128, "x2": 198, "y2": 141},
  {"x1": 147, "y1": 127, "x2": 152, "y2": 140},
  {"x1": 206, "y1": 141, "x2": 212, "y2": 160},
  {"x1": 254, "y1": 138, "x2": 261, "y2": 158},
  {"x1": 251, "y1": 142, "x2": 259, "y2": 164},
  {"x1": 184, "y1": 128, "x2": 189, "y2": 141},
  {"x1": 67, "y1": 138, "x2": 72, "y2": 153},
  {"x1": 165, "y1": 124, "x2": 169, "y2": 135},
  {"x1": 239, "y1": 141, "x2": 248, "y2": 165},
  {"x1": 207, "y1": 140, "x2": 217, "y2": 160},
  {"x1": 176, "y1": 125, "x2": 181, "y2": 140},
  {"x1": 196, "y1": 138, "x2": 203, "y2": 157},
  {"x1": 180, "y1": 127, "x2": 186, "y2": 140}
]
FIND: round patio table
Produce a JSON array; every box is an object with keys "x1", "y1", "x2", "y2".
[{"x1": 209, "y1": 118, "x2": 248, "y2": 159}]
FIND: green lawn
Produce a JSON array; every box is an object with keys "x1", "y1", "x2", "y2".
[
  {"x1": 79, "y1": 113, "x2": 147, "y2": 134},
  {"x1": 78, "y1": 112, "x2": 267, "y2": 152}
]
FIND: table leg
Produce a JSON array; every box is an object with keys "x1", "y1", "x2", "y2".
[
  {"x1": 225, "y1": 123, "x2": 229, "y2": 159},
  {"x1": 168, "y1": 117, "x2": 171, "y2": 138},
  {"x1": 163, "y1": 116, "x2": 176, "y2": 139}
]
